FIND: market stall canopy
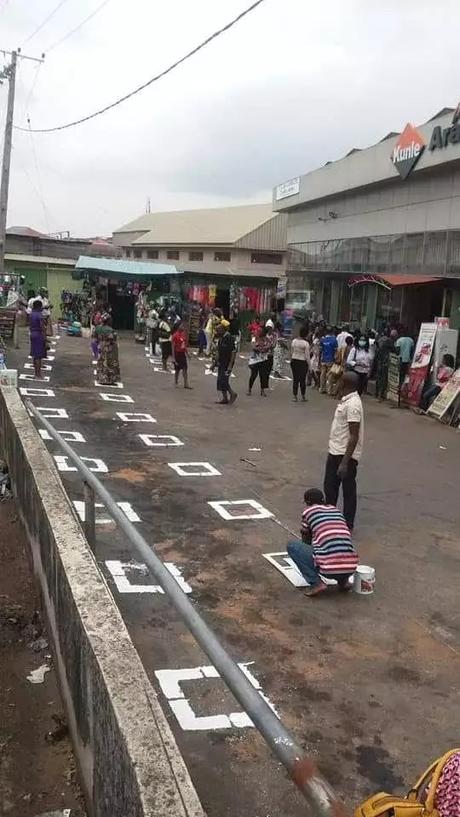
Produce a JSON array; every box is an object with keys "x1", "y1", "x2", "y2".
[
  {"x1": 75, "y1": 255, "x2": 181, "y2": 280},
  {"x1": 348, "y1": 273, "x2": 441, "y2": 289}
]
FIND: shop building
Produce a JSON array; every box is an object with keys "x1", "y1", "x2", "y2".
[
  {"x1": 273, "y1": 106, "x2": 460, "y2": 335},
  {"x1": 113, "y1": 203, "x2": 287, "y2": 318},
  {"x1": 4, "y1": 227, "x2": 118, "y2": 316}
]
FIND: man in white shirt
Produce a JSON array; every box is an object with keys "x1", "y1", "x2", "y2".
[
  {"x1": 336, "y1": 325, "x2": 353, "y2": 349},
  {"x1": 324, "y1": 371, "x2": 364, "y2": 530}
]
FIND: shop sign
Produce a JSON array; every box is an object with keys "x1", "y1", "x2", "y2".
[
  {"x1": 428, "y1": 368, "x2": 460, "y2": 419},
  {"x1": 275, "y1": 177, "x2": 300, "y2": 201},
  {"x1": 387, "y1": 353, "x2": 401, "y2": 405},
  {"x1": 429, "y1": 105, "x2": 460, "y2": 153},
  {"x1": 406, "y1": 322, "x2": 437, "y2": 407},
  {"x1": 391, "y1": 123, "x2": 426, "y2": 179}
]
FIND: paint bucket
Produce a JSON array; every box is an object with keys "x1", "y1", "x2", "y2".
[{"x1": 353, "y1": 564, "x2": 375, "y2": 595}]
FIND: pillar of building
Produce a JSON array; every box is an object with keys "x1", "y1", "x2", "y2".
[
  {"x1": 366, "y1": 284, "x2": 378, "y2": 330},
  {"x1": 329, "y1": 280, "x2": 341, "y2": 326}
]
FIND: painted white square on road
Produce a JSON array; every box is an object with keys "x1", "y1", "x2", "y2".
[
  {"x1": 30, "y1": 407, "x2": 68, "y2": 419},
  {"x1": 155, "y1": 663, "x2": 277, "y2": 731},
  {"x1": 73, "y1": 500, "x2": 140, "y2": 524},
  {"x1": 100, "y1": 393, "x2": 134, "y2": 403},
  {"x1": 39, "y1": 429, "x2": 86, "y2": 443},
  {"x1": 262, "y1": 552, "x2": 308, "y2": 588},
  {"x1": 105, "y1": 560, "x2": 192, "y2": 595},
  {"x1": 24, "y1": 363, "x2": 52, "y2": 371},
  {"x1": 168, "y1": 462, "x2": 221, "y2": 477},
  {"x1": 94, "y1": 381, "x2": 123, "y2": 388},
  {"x1": 153, "y1": 367, "x2": 174, "y2": 375},
  {"x1": 54, "y1": 455, "x2": 108, "y2": 473},
  {"x1": 20, "y1": 374, "x2": 50, "y2": 382},
  {"x1": 20, "y1": 388, "x2": 55, "y2": 397},
  {"x1": 139, "y1": 434, "x2": 184, "y2": 447},
  {"x1": 115, "y1": 412, "x2": 156, "y2": 423},
  {"x1": 208, "y1": 499, "x2": 272, "y2": 520}
]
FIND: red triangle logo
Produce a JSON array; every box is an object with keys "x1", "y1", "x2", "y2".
[{"x1": 391, "y1": 123, "x2": 426, "y2": 179}]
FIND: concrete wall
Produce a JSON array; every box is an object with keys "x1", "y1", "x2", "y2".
[
  {"x1": 0, "y1": 388, "x2": 205, "y2": 817},
  {"x1": 122, "y1": 246, "x2": 285, "y2": 279},
  {"x1": 285, "y1": 165, "x2": 460, "y2": 245}
]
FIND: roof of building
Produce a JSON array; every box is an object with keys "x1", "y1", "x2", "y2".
[
  {"x1": 75, "y1": 255, "x2": 181, "y2": 277},
  {"x1": 114, "y1": 203, "x2": 275, "y2": 245},
  {"x1": 6, "y1": 226, "x2": 49, "y2": 237},
  {"x1": 5, "y1": 253, "x2": 76, "y2": 266}
]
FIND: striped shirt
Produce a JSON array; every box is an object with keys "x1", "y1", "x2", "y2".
[{"x1": 301, "y1": 504, "x2": 358, "y2": 575}]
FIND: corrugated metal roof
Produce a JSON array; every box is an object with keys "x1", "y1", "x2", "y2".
[
  {"x1": 235, "y1": 213, "x2": 287, "y2": 251},
  {"x1": 178, "y1": 265, "x2": 278, "y2": 280},
  {"x1": 75, "y1": 255, "x2": 181, "y2": 276},
  {"x1": 114, "y1": 203, "x2": 275, "y2": 245},
  {"x1": 5, "y1": 253, "x2": 75, "y2": 266}
]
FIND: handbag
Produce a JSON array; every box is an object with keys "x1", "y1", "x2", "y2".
[{"x1": 355, "y1": 749, "x2": 460, "y2": 817}]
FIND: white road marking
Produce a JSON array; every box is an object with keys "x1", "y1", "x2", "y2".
[
  {"x1": 115, "y1": 412, "x2": 156, "y2": 423},
  {"x1": 208, "y1": 499, "x2": 273, "y2": 520},
  {"x1": 73, "y1": 500, "x2": 140, "y2": 523},
  {"x1": 99, "y1": 393, "x2": 134, "y2": 403},
  {"x1": 155, "y1": 663, "x2": 277, "y2": 731},
  {"x1": 20, "y1": 388, "x2": 55, "y2": 397},
  {"x1": 153, "y1": 367, "x2": 174, "y2": 374},
  {"x1": 24, "y1": 363, "x2": 52, "y2": 371},
  {"x1": 168, "y1": 462, "x2": 221, "y2": 477},
  {"x1": 105, "y1": 560, "x2": 192, "y2": 594},
  {"x1": 139, "y1": 434, "x2": 184, "y2": 447},
  {"x1": 54, "y1": 455, "x2": 108, "y2": 473},
  {"x1": 29, "y1": 407, "x2": 68, "y2": 419},
  {"x1": 94, "y1": 381, "x2": 123, "y2": 388},
  {"x1": 28, "y1": 355, "x2": 55, "y2": 361},
  {"x1": 39, "y1": 429, "x2": 86, "y2": 443},
  {"x1": 262, "y1": 552, "x2": 308, "y2": 588},
  {"x1": 19, "y1": 374, "x2": 50, "y2": 382}
]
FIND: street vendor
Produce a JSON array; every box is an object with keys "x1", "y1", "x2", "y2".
[{"x1": 419, "y1": 354, "x2": 455, "y2": 413}]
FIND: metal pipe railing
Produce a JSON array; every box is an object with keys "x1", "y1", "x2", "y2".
[{"x1": 26, "y1": 400, "x2": 346, "y2": 817}]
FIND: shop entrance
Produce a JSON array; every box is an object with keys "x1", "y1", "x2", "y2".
[
  {"x1": 214, "y1": 287, "x2": 230, "y2": 317},
  {"x1": 108, "y1": 283, "x2": 135, "y2": 330}
]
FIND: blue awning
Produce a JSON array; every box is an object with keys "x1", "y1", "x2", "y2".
[{"x1": 75, "y1": 255, "x2": 181, "y2": 278}]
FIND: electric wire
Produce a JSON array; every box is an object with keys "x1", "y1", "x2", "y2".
[
  {"x1": 23, "y1": 0, "x2": 72, "y2": 45},
  {"x1": 15, "y1": 0, "x2": 267, "y2": 134},
  {"x1": 45, "y1": 0, "x2": 113, "y2": 53}
]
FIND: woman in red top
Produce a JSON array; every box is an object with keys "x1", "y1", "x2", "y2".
[{"x1": 171, "y1": 321, "x2": 192, "y2": 389}]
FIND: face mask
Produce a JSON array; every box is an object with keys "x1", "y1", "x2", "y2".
[{"x1": 359, "y1": 340, "x2": 366, "y2": 348}]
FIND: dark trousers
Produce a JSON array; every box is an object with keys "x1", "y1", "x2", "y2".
[
  {"x1": 290, "y1": 359, "x2": 308, "y2": 397},
  {"x1": 356, "y1": 372, "x2": 368, "y2": 396},
  {"x1": 323, "y1": 453, "x2": 358, "y2": 530},
  {"x1": 420, "y1": 384, "x2": 441, "y2": 412},
  {"x1": 249, "y1": 359, "x2": 270, "y2": 392}
]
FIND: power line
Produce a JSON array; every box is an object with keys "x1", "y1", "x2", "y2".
[
  {"x1": 23, "y1": 0, "x2": 72, "y2": 45},
  {"x1": 46, "y1": 0, "x2": 113, "y2": 53},
  {"x1": 15, "y1": 0, "x2": 267, "y2": 134}
]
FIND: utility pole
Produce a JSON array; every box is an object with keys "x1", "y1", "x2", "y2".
[{"x1": 0, "y1": 48, "x2": 44, "y2": 275}]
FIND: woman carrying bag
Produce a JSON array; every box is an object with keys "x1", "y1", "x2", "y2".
[{"x1": 346, "y1": 335, "x2": 372, "y2": 396}]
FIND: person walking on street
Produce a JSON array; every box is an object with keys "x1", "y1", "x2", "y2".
[
  {"x1": 395, "y1": 329, "x2": 415, "y2": 383},
  {"x1": 172, "y1": 321, "x2": 192, "y2": 389},
  {"x1": 319, "y1": 327, "x2": 338, "y2": 393},
  {"x1": 290, "y1": 326, "x2": 310, "y2": 401},
  {"x1": 327, "y1": 335, "x2": 354, "y2": 397},
  {"x1": 375, "y1": 329, "x2": 396, "y2": 401},
  {"x1": 346, "y1": 335, "x2": 372, "y2": 395},
  {"x1": 287, "y1": 488, "x2": 359, "y2": 598},
  {"x1": 158, "y1": 311, "x2": 172, "y2": 370},
  {"x1": 247, "y1": 326, "x2": 272, "y2": 397},
  {"x1": 310, "y1": 329, "x2": 321, "y2": 388},
  {"x1": 324, "y1": 371, "x2": 363, "y2": 531},
  {"x1": 213, "y1": 322, "x2": 237, "y2": 405},
  {"x1": 29, "y1": 300, "x2": 47, "y2": 379}
]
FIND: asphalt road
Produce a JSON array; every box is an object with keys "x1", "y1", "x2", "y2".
[{"x1": 15, "y1": 332, "x2": 460, "y2": 817}]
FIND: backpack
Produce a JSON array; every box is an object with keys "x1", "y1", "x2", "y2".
[{"x1": 355, "y1": 750, "x2": 460, "y2": 817}]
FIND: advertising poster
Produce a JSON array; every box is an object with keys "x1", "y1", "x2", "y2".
[
  {"x1": 387, "y1": 353, "x2": 401, "y2": 405},
  {"x1": 406, "y1": 323, "x2": 437, "y2": 407},
  {"x1": 428, "y1": 369, "x2": 460, "y2": 420}
]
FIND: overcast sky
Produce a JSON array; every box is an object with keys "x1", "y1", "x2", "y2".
[{"x1": 1, "y1": 0, "x2": 459, "y2": 236}]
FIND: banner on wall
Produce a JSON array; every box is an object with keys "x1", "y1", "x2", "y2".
[{"x1": 406, "y1": 322, "x2": 437, "y2": 407}]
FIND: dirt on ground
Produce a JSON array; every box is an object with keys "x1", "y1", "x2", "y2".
[{"x1": 0, "y1": 496, "x2": 86, "y2": 817}]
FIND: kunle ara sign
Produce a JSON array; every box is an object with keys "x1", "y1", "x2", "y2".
[{"x1": 391, "y1": 105, "x2": 460, "y2": 179}]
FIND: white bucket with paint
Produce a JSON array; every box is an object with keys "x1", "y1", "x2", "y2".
[{"x1": 353, "y1": 564, "x2": 375, "y2": 595}]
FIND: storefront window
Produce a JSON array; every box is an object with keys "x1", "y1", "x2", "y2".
[
  {"x1": 376, "y1": 284, "x2": 402, "y2": 329},
  {"x1": 286, "y1": 274, "x2": 323, "y2": 316}
]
